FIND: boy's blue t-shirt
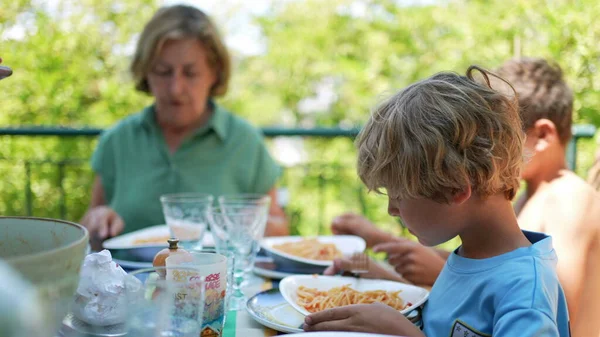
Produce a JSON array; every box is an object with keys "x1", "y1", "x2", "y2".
[{"x1": 422, "y1": 231, "x2": 570, "y2": 337}]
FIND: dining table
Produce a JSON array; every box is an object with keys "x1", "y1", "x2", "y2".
[
  {"x1": 57, "y1": 253, "x2": 425, "y2": 337},
  {"x1": 223, "y1": 273, "x2": 284, "y2": 337},
  {"x1": 57, "y1": 269, "x2": 286, "y2": 337}
]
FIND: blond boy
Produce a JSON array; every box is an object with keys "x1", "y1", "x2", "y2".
[
  {"x1": 334, "y1": 59, "x2": 600, "y2": 336},
  {"x1": 306, "y1": 67, "x2": 570, "y2": 336}
]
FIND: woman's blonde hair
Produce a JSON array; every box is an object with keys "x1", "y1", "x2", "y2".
[
  {"x1": 357, "y1": 66, "x2": 524, "y2": 203},
  {"x1": 130, "y1": 5, "x2": 230, "y2": 96}
]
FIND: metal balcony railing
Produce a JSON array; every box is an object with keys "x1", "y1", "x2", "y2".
[{"x1": 0, "y1": 124, "x2": 594, "y2": 235}]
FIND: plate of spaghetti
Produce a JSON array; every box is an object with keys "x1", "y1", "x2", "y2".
[
  {"x1": 279, "y1": 275, "x2": 429, "y2": 316},
  {"x1": 260, "y1": 236, "x2": 366, "y2": 268}
]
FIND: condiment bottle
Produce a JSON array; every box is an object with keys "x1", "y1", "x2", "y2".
[{"x1": 152, "y1": 238, "x2": 190, "y2": 277}]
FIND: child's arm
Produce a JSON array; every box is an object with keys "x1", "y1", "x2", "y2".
[
  {"x1": 569, "y1": 226, "x2": 600, "y2": 337},
  {"x1": 303, "y1": 303, "x2": 425, "y2": 337},
  {"x1": 542, "y1": 178, "x2": 600, "y2": 334},
  {"x1": 331, "y1": 213, "x2": 398, "y2": 248}
]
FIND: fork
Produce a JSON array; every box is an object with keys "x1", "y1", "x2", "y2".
[
  {"x1": 349, "y1": 252, "x2": 370, "y2": 276},
  {"x1": 346, "y1": 252, "x2": 414, "y2": 284}
]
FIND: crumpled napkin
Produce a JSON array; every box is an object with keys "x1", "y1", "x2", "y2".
[{"x1": 72, "y1": 250, "x2": 139, "y2": 326}]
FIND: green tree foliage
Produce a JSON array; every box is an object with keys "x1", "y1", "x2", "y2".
[
  {"x1": 225, "y1": 0, "x2": 600, "y2": 236},
  {"x1": 0, "y1": 0, "x2": 599, "y2": 240},
  {"x1": 0, "y1": 0, "x2": 156, "y2": 219}
]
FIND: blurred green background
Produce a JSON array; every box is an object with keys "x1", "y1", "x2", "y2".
[{"x1": 1, "y1": 0, "x2": 599, "y2": 247}]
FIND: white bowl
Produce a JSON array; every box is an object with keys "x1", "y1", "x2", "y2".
[
  {"x1": 279, "y1": 275, "x2": 429, "y2": 316},
  {"x1": 260, "y1": 235, "x2": 366, "y2": 267}
]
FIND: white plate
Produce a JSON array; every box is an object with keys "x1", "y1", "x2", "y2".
[
  {"x1": 252, "y1": 256, "x2": 297, "y2": 279},
  {"x1": 260, "y1": 235, "x2": 366, "y2": 267},
  {"x1": 279, "y1": 275, "x2": 429, "y2": 316},
  {"x1": 253, "y1": 265, "x2": 296, "y2": 280},
  {"x1": 103, "y1": 225, "x2": 215, "y2": 249},
  {"x1": 245, "y1": 288, "x2": 422, "y2": 334},
  {"x1": 286, "y1": 332, "x2": 397, "y2": 337},
  {"x1": 104, "y1": 225, "x2": 215, "y2": 265},
  {"x1": 246, "y1": 288, "x2": 304, "y2": 333},
  {"x1": 111, "y1": 257, "x2": 153, "y2": 271},
  {"x1": 59, "y1": 312, "x2": 126, "y2": 337}
]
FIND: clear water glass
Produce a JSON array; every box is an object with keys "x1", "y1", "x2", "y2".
[
  {"x1": 219, "y1": 195, "x2": 271, "y2": 275},
  {"x1": 213, "y1": 250, "x2": 235, "y2": 314},
  {"x1": 218, "y1": 194, "x2": 271, "y2": 241},
  {"x1": 207, "y1": 205, "x2": 263, "y2": 310},
  {"x1": 160, "y1": 193, "x2": 214, "y2": 251},
  {"x1": 125, "y1": 266, "x2": 205, "y2": 337}
]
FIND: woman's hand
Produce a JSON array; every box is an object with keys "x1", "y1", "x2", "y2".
[
  {"x1": 81, "y1": 206, "x2": 124, "y2": 250},
  {"x1": 264, "y1": 187, "x2": 290, "y2": 236},
  {"x1": 374, "y1": 239, "x2": 446, "y2": 286},
  {"x1": 323, "y1": 256, "x2": 409, "y2": 283},
  {"x1": 303, "y1": 302, "x2": 425, "y2": 337},
  {"x1": 0, "y1": 57, "x2": 13, "y2": 80}
]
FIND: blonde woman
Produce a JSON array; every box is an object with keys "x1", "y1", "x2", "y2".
[{"x1": 81, "y1": 5, "x2": 288, "y2": 248}]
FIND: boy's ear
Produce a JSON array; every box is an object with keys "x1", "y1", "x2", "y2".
[
  {"x1": 532, "y1": 119, "x2": 559, "y2": 151},
  {"x1": 452, "y1": 184, "x2": 472, "y2": 205}
]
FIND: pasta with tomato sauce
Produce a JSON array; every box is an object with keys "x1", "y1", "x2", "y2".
[
  {"x1": 296, "y1": 284, "x2": 409, "y2": 313},
  {"x1": 272, "y1": 238, "x2": 343, "y2": 260}
]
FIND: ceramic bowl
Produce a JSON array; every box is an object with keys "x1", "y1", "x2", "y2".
[{"x1": 0, "y1": 216, "x2": 89, "y2": 334}]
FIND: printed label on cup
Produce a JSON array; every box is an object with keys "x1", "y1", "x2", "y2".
[
  {"x1": 165, "y1": 266, "x2": 205, "y2": 323},
  {"x1": 167, "y1": 253, "x2": 228, "y2": 337}
]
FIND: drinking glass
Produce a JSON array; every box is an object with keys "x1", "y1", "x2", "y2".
[
  {"x1": 218, "y1": 194, "x2": 271, "y2": 241},
  {"x1": 125, "y1": 266, "x2": 205, "y2": 337},
  {"x1": 205, "y1": 209, "x2": 236, "y2": 312},
  {"x1": 207, "y1": 205, "x2": 263, "y2": 310},
  {"x1": 219, "y1": 195, "x2": 270, "y2": 277},
  {"x1": 160, "y1": 193, "x2": 214, "y2": 251}
]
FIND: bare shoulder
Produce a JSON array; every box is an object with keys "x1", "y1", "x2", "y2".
[
  {"x1": 550, "y1": 170, "x2": 600, "y2": 199},
  {"x1": 546, "y1": 170, "x2": 600, "y2": 232}
]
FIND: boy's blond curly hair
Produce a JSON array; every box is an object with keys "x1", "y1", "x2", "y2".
[{"x1": 357, "y1": 66, "x2": 524, "y2": 203}]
